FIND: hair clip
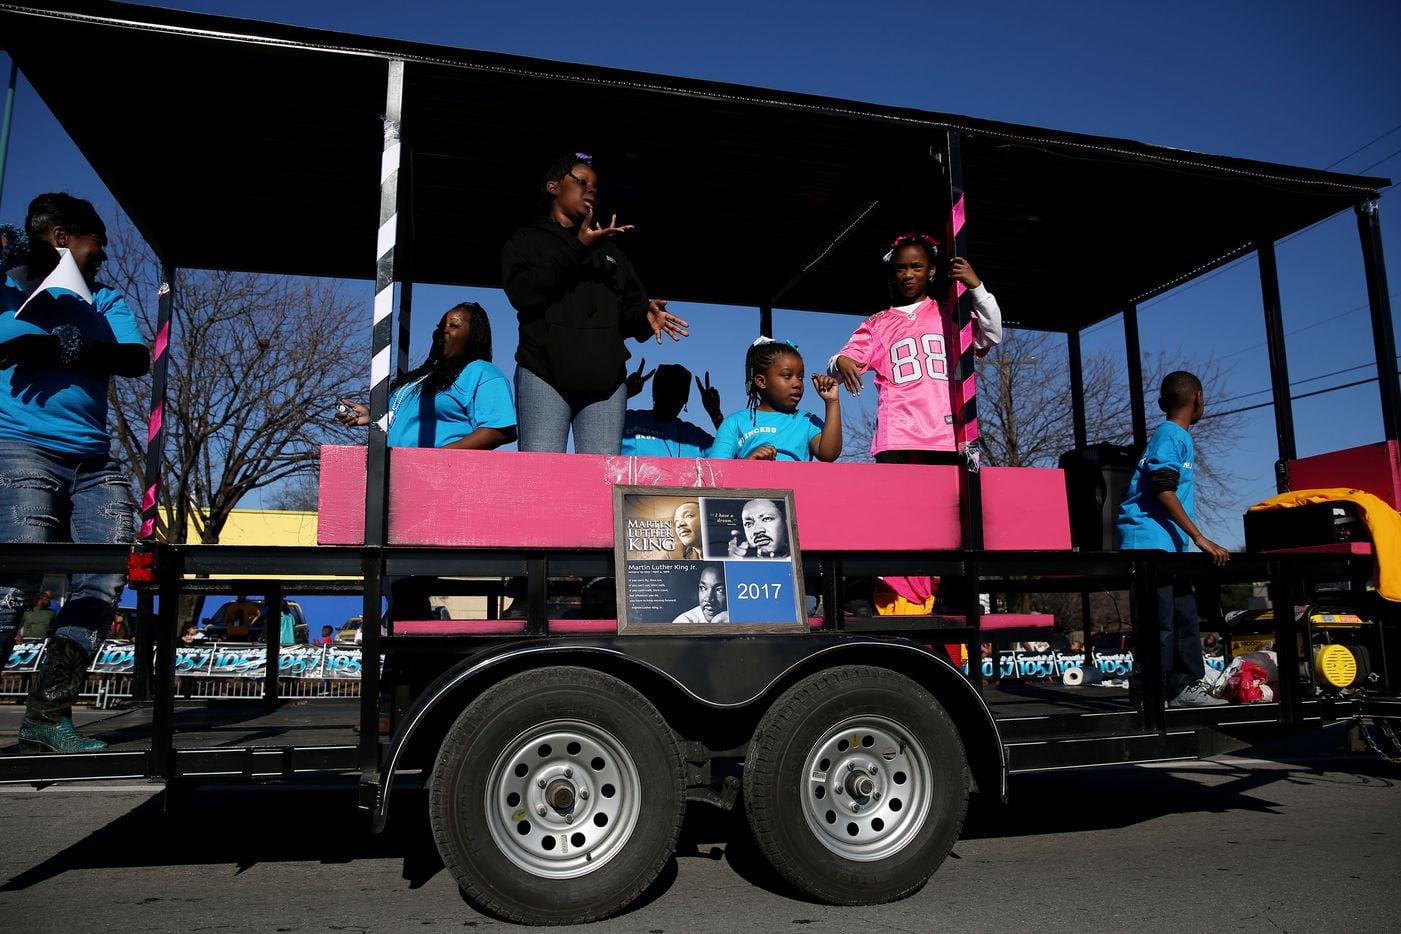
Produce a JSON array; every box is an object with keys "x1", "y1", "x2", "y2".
[
  {"x1": 749, "y1": 336, "x2": 799, "y2": 350},
  {"x1": 574, "y1": 151, "x2": 593, "y2": 164}
]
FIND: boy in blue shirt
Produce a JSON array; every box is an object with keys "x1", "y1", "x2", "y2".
[
  {"x1": 621, "y1": 361, "x2": 722, "y2": 457},
  {"x1": 1116, "y1": 371, "x2": 1229, "y2": 709}
]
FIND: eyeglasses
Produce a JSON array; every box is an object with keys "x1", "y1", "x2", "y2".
[{"x1": 566, "y1": 170, "x2": 597, "y2": 191}]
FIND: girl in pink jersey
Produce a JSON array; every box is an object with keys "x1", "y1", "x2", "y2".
[
  {"x1": 831, "y1": 233, "x2": 1002, "y2": 463},
  {"x1": 709, "y1": 338, "x2": 844, "y2": 462}
]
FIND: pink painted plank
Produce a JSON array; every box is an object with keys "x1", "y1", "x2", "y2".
[
  {"x1": 317, "y1": 446, "x2": 1071, "y2": 552},
  {"x1": 392, "y1": 618, "x2": 617, "y2": 636},
  {"x1": 1257, "y1": 542, "x2": 1374, "y2": 555},
  {"x1": 1289, "y1": 441, "x2": 1400, "y2": 510},
  {"x1": 982, "y1": 467, "x2": 1073, "y2": 550},
  {"x1": 980, "y1": 613, "x2": 1055, "y2": 631}
]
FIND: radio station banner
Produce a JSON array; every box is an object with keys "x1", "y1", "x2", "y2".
[
  {"x1": 6, "y1": 640, "x2": 363, "y2": 680},
  {"x1": 614, "y1": 487, "x2": 806, "y2": 635}
]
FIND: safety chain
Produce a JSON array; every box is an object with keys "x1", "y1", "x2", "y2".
[{"x1": 1355, "y1": 716, "x2": 1401, "y2": 765}]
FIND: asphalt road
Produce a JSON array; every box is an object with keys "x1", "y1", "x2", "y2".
[{"x1": 1, "y1": 726, "x2": 1398, "y2": 934}]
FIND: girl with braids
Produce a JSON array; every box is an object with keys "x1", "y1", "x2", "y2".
[
  {"x1": 336, "y1": 301, "x2": 516, "y2": 450},
  {"x1": 708, "y1": 337, "x2": 843, "y2": 462},
  {"x1": 0, "y1": 192, "x2": 148, "y2": 754},
  {"x1": 830, "y1": 232, "x2": 1002, "y2": 464},
  {"x1": 501, "y1": 152, "x2": 689, "y2": 455}
]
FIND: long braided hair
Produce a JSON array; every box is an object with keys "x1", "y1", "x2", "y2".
[
  {"x1": 392, "y1": 302, "x2": 493, "y2": 395},
  {"x1": 744, "y1": 338, "x2": 802, "y2": 421}
]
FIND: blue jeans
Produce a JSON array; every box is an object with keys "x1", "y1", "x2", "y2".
[
  {"x1": 0, "y1": 439, "x2": 135, "y2": 664},
  {"x1": 1129, "y1": 577, "x2": 1206, "y2": 700},
  {"x1": 514, "y1": 366, "x2": 628, "y2": 455}
]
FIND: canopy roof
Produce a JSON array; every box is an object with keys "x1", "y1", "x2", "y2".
[{"x1": 1, "y1": 1, "x2": 1388, "y2": 330}]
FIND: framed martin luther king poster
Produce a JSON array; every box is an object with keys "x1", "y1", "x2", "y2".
[{"x1": 612, "y1": 486, "x2": 806, "y2": 635}]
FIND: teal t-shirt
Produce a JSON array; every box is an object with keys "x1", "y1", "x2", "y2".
[
  {"x1": 0, "y1": 272, "x2": 145, "y2": 456},
  {"x1": 709, "y1": 408, "x2": 824, "y2": 462},
  {"x1": 1116, "y1": 421, "x2": 1196, "y2": 552},
  {"x1": 386, "y1": 359, "x2": 516, "y2": 448},
  {"x1": 620, "y1": 410, "x2": 714, "y2": 457}
]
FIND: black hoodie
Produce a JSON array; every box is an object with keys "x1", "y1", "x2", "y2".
[{"x1": 502, "y1": 217, "x2": 653, "y2": 398}]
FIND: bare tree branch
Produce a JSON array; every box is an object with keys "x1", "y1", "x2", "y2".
[{"x1": 105, "y1": 218, "x2": 364, "y2": 544}]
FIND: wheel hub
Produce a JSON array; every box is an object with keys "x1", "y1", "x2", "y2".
[
  {"x1": 800, "y1": 716, "x2": 932, "y2": 861},
  {"x1": 485, "y1": 720, "x2": 641, "y2": 879}
]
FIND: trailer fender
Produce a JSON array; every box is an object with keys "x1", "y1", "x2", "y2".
[{"x1": 371, "y1": 638, "x2": 1005, "y2": 831}]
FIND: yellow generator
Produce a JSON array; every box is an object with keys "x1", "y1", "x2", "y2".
[{"x1": 1224, "y1": 605, "x2": 1386, "y2": 695}]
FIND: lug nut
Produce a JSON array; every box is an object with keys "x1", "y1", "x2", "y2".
[
  {"x1": 834, "y1": 786, "x2": 843, "y2": 796},
  {"x1": 565, "y1": 813, "x2": 574, "y2": 823},
  {"x1": 537, "y1": 778, "x2": 546, "y2": 788},
  {"x1": 579, "y1": 789, "x2": 589, "y2": 800},
  {"x1": 536, "y1": 804, "x2": 547, "y2": 816},
  {"x1": 873, "y1": 791, "x2": 882, "y2": 801},
  {"x1": 564, "y1": 767, "x2": 573, "y2": 778}
]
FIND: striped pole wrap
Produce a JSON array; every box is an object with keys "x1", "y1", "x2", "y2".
[
  {"x1": 371, "y1": 96, "x2": 402, "y2": 433},
  {"x1": 139, "y1": 274, "x2": 175, "y2": 540},
  {"x1": 945, "y1": 193, "x2": 980, "y2": 450}
]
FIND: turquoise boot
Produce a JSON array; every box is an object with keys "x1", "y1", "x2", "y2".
[
  {"x1": 19, "y1": 716, "x2": 108, "y2": 753},
  {"x1": 20, "y1": 637, "x2": 107, "y2": 754}
]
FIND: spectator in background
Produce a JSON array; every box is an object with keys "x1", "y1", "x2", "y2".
[
  {"x1": 108, "y1": 610, "x2": 131, "y2": 641},
  {"x1": 278, "y1": 601, "x2": 296, "y2": 646},
  {"x1": 179, "y1": 623, "x2": 204, "y2": 644},
  {"x1": 20, "y1": 591, "x2": 56, "y2": 640},
  {"x1": 317, "y1": 625, "x2": 334, "y2": 645}
]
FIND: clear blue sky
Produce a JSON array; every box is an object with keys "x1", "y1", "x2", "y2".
[{"x1": 2, "y1": 0, "x2": 1398, "y2": 547}]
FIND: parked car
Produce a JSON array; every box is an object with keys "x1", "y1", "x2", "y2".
[{"x1": 203, "y1": 600, "x2": 308, "y2": 643}]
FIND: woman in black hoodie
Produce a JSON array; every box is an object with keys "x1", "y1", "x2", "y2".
[{"x1": 502, "y1": 153, "x2": 688, "y2": 454}]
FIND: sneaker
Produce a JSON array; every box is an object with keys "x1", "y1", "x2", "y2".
[{"x1": 1168, "y1": 681, "x2": 1229, "y2": 708}]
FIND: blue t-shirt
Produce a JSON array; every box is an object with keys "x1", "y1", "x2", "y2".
[
  {"x1": 0, "y1": 272, "x2": 145, "y2": 456},
  {"x1": 1116, "y1": 421, "x2": 1196, "y2": 552},
  {"x1": 709, "y1": 408, "x2": 824, "y2": 462},
  {"x1": 386, "y1": 359, "x2": 516, "y2": 448},
  {"x1": 620, "y1": 410, "x2": 714, "y2": 457}
]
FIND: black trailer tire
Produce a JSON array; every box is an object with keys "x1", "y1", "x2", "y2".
[
  {"x1": 743, "y1": 665, "x2": 968, "y2": 904},
  {"x1": 428, "y1": 666, "x2": 686, "y2": 925}
]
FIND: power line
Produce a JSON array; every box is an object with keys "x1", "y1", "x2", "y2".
[
  {"x1": 1212, "y1": 354, "x2": 1399, "y2": 407},
  {"x1": 1325, "y1": 122, "x2": 1401, "y2": 170},
  {"x1": 1203, "y1": 374, "x2": 1387, "y2": 421},
  {"x1": 1356, "y1": 145, "x2": 1401, "y2": 176}
]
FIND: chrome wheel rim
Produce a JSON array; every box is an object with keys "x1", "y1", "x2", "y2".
[
  {"x1": 484, "y1": 719, "x2": 641, "y2": 879},
  {"x1": 799, "y1": 715, "x2": 932, "y2": 861}
]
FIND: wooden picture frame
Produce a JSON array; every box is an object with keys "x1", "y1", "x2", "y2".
[{"x1": 613, "y1": 486, "x2": 807, "y2": 636}]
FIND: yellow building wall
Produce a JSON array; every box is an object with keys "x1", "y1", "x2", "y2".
[{"x1": 192, "y1": 509, "x2": 319, "y2": 547}]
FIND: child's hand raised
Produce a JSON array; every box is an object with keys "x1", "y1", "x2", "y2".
[
  {"x1": 576, "y1": 203, "x2": 635, "y2": 248},
  {"x1": 696, "y1": 371, "x2": 723, "y2": 426},
  {"x1": 948, "y1": 257, "x2": 982, "y2": 289},
  {"x1": 746, "y1": 445, "x2": 777, "y2": 461},
  {"x1": 812, "y1": 374, "x2": 840, "y2": 403},
  {"x1": 834, "y1": 354, "x2": 864, "y2": 396},
  {"x1": 626, "y1": 358, "x2": 655, "y2": 398}
]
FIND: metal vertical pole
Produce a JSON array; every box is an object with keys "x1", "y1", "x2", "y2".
[
  {"x1": 0, "y1": 60, "x2": 16, "y2": 208},
  {"x1": 261, "y1": 582, "x2": 282, "y2": 704},
  {"x1": 1356, "y1": 200, "x2": 1400, "y2": 442},
  {"x1": 943, "y1": 129, "x2": 984, "y2": 556},
  {"x1": 1067, "y1": 329, "x2": 1088, "y2": 449},
  {"x1": 759, "y1": 304, "x2": 773, "y2": 338},
  {"x1": 1122, "y1": 304, "x2": 1148, "y2": 451},
  {"x1": 396, "y1": 281, "x2": 413, "y2": 379},
  {"x1": 132, "y1": 267, "x2": 177, "y2": 703},
  {"x1": 1257, "y1": 240, "x2": 1297, "y2": 491},
  {"x1": 360, "y1": 59, "x2": 405, "y2": 773}
]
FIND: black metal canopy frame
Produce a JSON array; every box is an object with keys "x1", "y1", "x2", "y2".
[{"x1": 1, "y1": 2, "x2": 1398, "y2": 784}]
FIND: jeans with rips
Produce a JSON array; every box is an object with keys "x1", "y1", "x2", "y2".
[{"x1": 0, "y1": 439, "x2": 135, "y2": 665}]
